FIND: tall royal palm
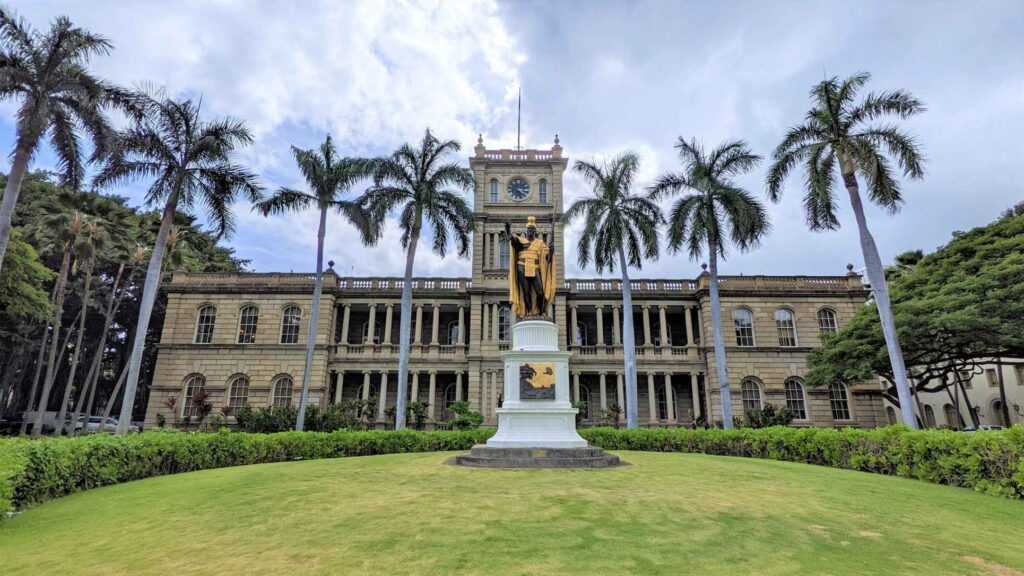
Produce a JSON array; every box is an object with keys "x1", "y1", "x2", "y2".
[
  {"x1": 94, "y1": 94, "x2": 262, "y2": 434},
  {"x1": 0, "y1": 11, "x2": 132, "y2": 275},
  {"x1": 359, "y1": 129, "x2": 474, "y2": 430},
  {"x1": 255, "y1": 136, "x2": 377, "y2": 431},
  {"x1": 649, "y1": 139, "x2": 769, "y2": 429},
  {"x1": 565, "y1": 152, "x2": 661, "y2": 429},
  {"x1": 767, "y1": 72, "x2": 925, "y2": 428}
]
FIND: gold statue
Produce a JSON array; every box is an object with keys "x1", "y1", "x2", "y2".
[{"x1": 505, "y1": 216, "x2": 557, "y2": 318}]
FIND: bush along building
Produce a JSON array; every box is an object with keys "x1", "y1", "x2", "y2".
[{"x1": 144, "y1": 137, "x2": 887, "y2": 429}]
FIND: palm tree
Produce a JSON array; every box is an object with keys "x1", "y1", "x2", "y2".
[
  {"x1": 29, "y1": 210, "x2": 84, "y2": 435},
  {"x1": 55, "y1": 218, "x2": 106, "y2": 435},
  {"x1": 648, "y1": 139, "x2": 769, "y2": 429},
  {"x1": 93, "y1": 94, "x2": 262, "y2": 434},
  {"x1": 359, "y1": 129, "x2": 474, "y2": 430},
  {"x1": 0, "y1": 10, "x2": 133, "y2": 276},
  {"x1": 565, "y1": 152, "x2": 661, "y2": 429},
  {"x1": 766, "y1": 72, "x2": 925, "y2": 428},
  {"x1": 255, "y1": 136, "x2": 377, "y2": 431}
]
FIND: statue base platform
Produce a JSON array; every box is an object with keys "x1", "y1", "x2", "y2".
[{"x1": 454, "y1": 445, "x2": 621, "y2": 468}]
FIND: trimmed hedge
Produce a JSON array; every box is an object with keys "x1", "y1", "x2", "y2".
[{"x1": 1, "y1": 426, "x2": 1022, "y2": 518}]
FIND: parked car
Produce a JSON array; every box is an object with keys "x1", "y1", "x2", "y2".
[
  {"x1": 961, "y1": 424, "x2": 1004, "y2": 432},
  {"x1": 67, "y1": 415, "x2": 140, "y2": 434}
]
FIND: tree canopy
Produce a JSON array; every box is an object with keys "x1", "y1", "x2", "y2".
[{"x1": 806, "y1": 209, "x2": 1024, "y2": 403}]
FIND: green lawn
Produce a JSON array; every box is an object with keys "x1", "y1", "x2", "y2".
[{"x1": 1, "y1": 451, "x2": 1021, "y2": 576}]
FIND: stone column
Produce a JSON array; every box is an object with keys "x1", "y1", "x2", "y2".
[
  {"x1": 647, "y1": 372, "x2": 657, "y2": 423},
  {"x1": 612, "y1": 305, "x2": 621, "y2": 345},
  {"x1": 383, "y1": 303, "x2": 393, "y2": 346},
  {"x1": 377, "y1": 370, "x2": 388, "y2": 419},
  {"x1": 456, "y1": 372, "x2": 463, "y2": 402},
  {"x1": 690, "y1": 370, "x2": 702, "y2": 421},
  {"x1": 642, "y1": 305, "x2": 652, "y2": 347},
  {"x1": 616, "y1": 372, "x2": 625, "y2": 423},
  {"x1": 427, "y1": 371, "x2": 437, "y2": 420},
  {"x1": 599, "y1": 372, "x2": 608, "y2": 411},
  {"x1": 457, "y1": 305, "x2": 465, "y2": 346},
  {"x1": 431, "y1": 302, "x2": 440, "y2": 346},
  {"x1": 664, "y1": 373, "x2": 675, "y2": 422},
  {"x1": 685, "y1": 305, "x2": 695, "y2": 348},
  {"x1": 596, "y1": 305, "x2": 605, "y2": 346},
  {"x1": 414, "y1": 304, "x2": 424, "y2": 344},
  {"x1": 483, "y1": 232, "x2": 489, "y2": 268},
  {"x1": 334, "y1": 370, "x2": 344, "y2": 403},
  {"x1": 492, "y1": 303, "x2": 500, "y2": 341},
  {"x1": 483, "y1": 304, "x2": 489, "y2": 342},
  {"x1": 492, "y1": 232, "x2": 500, "y2": 268},
  {"x1": 361, "y1": 372, "x2": 370, "y2": 400},
  {"x1": 570, "y1": 305, "x2": 579, "y2": 345},
  {"x1": 573, "y1": 371, "x2": 581, "y2": 402},
  {"x1": 659, "y1": 305, "x2": 669, "y2": 348},
  {"x1": 340, "y1": 304, "x2": 351, "y2": 344},
  {"x1": 411, "y1": 371, "x2": 419, "y2": 403},
  {"x1": 366, "y1": 304, "x2": 377, "y2": 344}
]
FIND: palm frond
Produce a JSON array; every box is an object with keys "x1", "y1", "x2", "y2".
[{"x1": 253, "y1": 188, "x2": 315, "y2": 216}]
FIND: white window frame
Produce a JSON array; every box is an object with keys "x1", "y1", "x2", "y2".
[
  {"x1": 489, "y1": 179, "x2": 499, "y2": 203},
  {"x1": 733, "y1": 308, "x2": 755, "y2": 347},
  {"x1": 817, "y1": 308, "x2": 838, "y2": 337},
  {"x1": 195, "y1": 305, "x2": 217, "y2": 344},
  {"x1": 774, "y1": 308, "x2": 798, "y2": 347},
  {"x1": 829, "y1": 382, "x2": 852, "y2": 421},
  {"x1": 280, "y1": 305, "x2": 301, "y2": 344},
  {"x1": 237, "y1": 305, "x2": 259, "y2": 344},
  {"x1": 182, "y1": 374, "x2": 206, "y2": 418},
  {"x1": 227, "y1": 374, "x2": 249, "y2": 410},
  {"x1": 539, "y1": 179, "x2": 548, "y2": 203},
  {"x1": 784, "y1": 378, "x2": 807, "y2": 420},
  {"x1": 741, "y1": 378, "x2": 762, "y2": 414},
  {"x1": 272, "y1": 375, "x2": 294, "y2": 407}
]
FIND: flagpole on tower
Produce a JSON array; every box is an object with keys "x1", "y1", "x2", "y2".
[{"x1": 517, "y1": 86, "x2": 521, "y2": 151}]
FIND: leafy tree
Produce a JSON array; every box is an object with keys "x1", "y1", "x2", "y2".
[
  {"x1": 0, "y1": 229, "x2": 52, "y2": 321},
  {"x1": 0, "y1": 10, "x2": 134, "y2": 276},
  {"x1": 807, "y1": 210, "x2": 1024, "y2": 423},
  {"x1": 767, "y1": 72, "x2": 926, "y2": 428},
  {"x1": 93, "y1": 93, "x2": 262, "y2": 434},
  {"x1": 359, "y1": 129, "x2": 474, "y2": 430},
  {"x1": 255, "y1": 135, "x2": 377, "y2": 431},
  {"x1": 565, "y1": 152, "x2": 662, "y2": 429},
  {"x1": 649, "y1": 138, "x2": 769, "y2": 429}
]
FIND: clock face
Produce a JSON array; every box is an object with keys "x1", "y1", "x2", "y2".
[{"x1": 507, "y1": 178, "x2": 529, "y2": 201}]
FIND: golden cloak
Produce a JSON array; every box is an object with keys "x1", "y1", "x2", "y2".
[{"x1": 508, "y1": 233, "x2": 557, "y2": 318}]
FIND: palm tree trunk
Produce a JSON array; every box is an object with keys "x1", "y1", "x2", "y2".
[
  {"x1": 707, "y1": 241, "x2": 734, "y2": 429},
  {"x1": 101, "y1": 362, "x2": 129, "y2": 423},
  {"x1": 74, "y1": 262, "x2": 128, "y2": 430},
  {"x1": 995, "y1": 358, "x2": 1011, "y2": 427},
  {"x1": 841, "y1": 166, "x2": 917, "y2": 429},
  {"x1": 56, "y1": 263, "x2": 94, "y2": 435},
  {"x1": 20, "y1": 328, "x2": 49, "y2": 435},
  {"x1": 31, "y1": 243, "x2": 74, "y2": 436},
  {"x1": 116, "y1": 188, "x2": 180, "y2": 434},
  {"x1": 395, "y1": 217, "x2": 421, "y2": 431},
  {"x1": 617, "y1": 246, "x2": 639, "y2": 429},
  {"x1": 0, "y1": 146, "x2": 33, "y2": 276},
  {"x1": 295, "y1": 206, "x2": 328, "y2": 431}
]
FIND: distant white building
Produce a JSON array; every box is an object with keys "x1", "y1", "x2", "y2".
[{"x1": 883, "y1": 360, "x2": 1024, "y2": 428}]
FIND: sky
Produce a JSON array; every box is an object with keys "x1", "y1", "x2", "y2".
[{"x1": 2, "y1": 0, "x2": 1022, "y2": 279}]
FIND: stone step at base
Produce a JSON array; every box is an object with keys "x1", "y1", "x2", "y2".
[{"x1": 453, "y1": 444, "x2": 623, "y2": 469}]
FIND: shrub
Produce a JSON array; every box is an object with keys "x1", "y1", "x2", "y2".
[
  {"x1": 744, "y1": 403, "x2": 795, "y2": 428},
  {"x1": 448, "y1": 401, "x2": 483, "y2": 430}
]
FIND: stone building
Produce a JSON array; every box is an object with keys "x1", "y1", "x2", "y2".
[{"x1": 144, "y1": 137, "x2": 887, "y2": 429}]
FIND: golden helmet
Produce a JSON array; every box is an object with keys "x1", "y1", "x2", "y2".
[{"x1": 526, "y1": 216, "x2": 537, "y2": 229}]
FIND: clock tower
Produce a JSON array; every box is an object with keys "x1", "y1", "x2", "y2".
[{"x1": 467, "y1": 134, "x2": 570, "y2": 358}]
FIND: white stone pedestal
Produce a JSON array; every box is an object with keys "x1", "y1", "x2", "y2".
[{"x1": 486, "y1": 320, "x2": 588, "y2": 449}]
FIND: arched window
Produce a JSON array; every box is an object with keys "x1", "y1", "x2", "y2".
[
  {"x1": 886, "y1": 406, "x2": 897, "y2": 425},
  {"x1": 741, "y1": 378, "x2": 762, "y2": 414},
  {"x1": 489, "y1": 179, "x2": 498, "y2": 203},
  {"x1": 817, "y1": 308, "x2": 838, "y2": 336},
  {"x1": 774, "y1": 308, "x2": 797, "y2": 347},
  {"x1": 444, "y1": 382, "x2": 458, "y2": 415},
  {"x1": 281, "y1": 305, "x2": 301, "y2": 344},
  {"x1": 538, "y1": 179, "x2": 548, "y2": 203},
  {"x1": 498, "y1": 305, "x2": 511, "y2": 342},
  {"x1": 499, "y1": 239, "x2": 509, "y2": 268},
  {"x1": 272, "y1": 375, "x2": 293, "y2": 407},
  {"x1": 195, "y1": 305, "x2": 217, "y2": 344},
  {"x1": 238, "y1": 305, "x2": 259, "y2": 344},
  {"x1": 992, "y1": 400, "x2": 1008, "y2": 427},
  {"x1": 943, "y1": 403, "x2": 959, "y2": 428},
  {"x1": 829, "y1": 382, "x2": 851, "y2": 421},
  {"x1": 182, "y1": 374, "x2": 207, "y2": 417},
  {"x1": 923, "y1": 404, "x2": 936, "y2": 427},
  {"x1": 784, "y1": 378, "x2": 807, "y2": 420},
  {"x1": 227, "y1": 374, "x2": 249, "y2": 410},
  {"x1": 733, "y1": 308, "x2": 754, "y2": 347}
]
